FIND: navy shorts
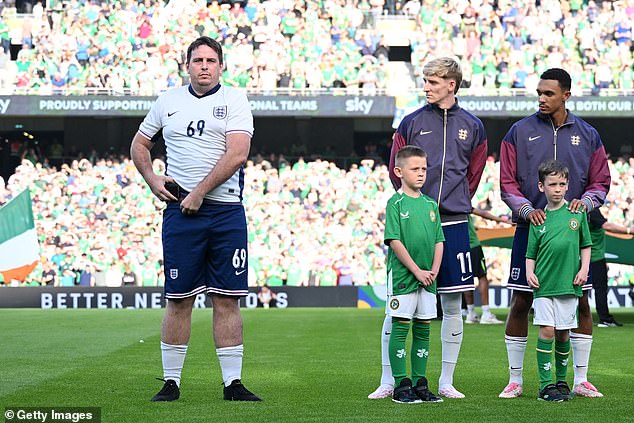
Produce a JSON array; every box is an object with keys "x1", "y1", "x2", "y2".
[
  {"x1": 162, "y1": 202, "x2": 248, "y2": 299},
  {"x1": 437, "y1": 222, "x2": 474, "y2": 294},
  {"x1": 471, "y1": 245, "x2": 487, "y2": 279},
  {"x1": 507, "y1": 225, "x2": 530, "y2": 292},
  {"x1": 583, "y1": 264, "x2": 593, "y2": 292},
  {"x1": 507, "y1": 225, "x2": 592, "y2": 292}
]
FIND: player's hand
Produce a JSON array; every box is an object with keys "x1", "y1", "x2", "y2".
[
  {"x1": 573, "y1": 270, "x2": 588, "y2": 286},
  {"x1": 527, "y1": 209, "x2": 546, "y2": 225},
  {"x1": 568, "y1": 198, "x2": 586, "y2": 214},
  {"x1": 148, "y1": 175, "x2": 177, "y2": 202},
  {"x1": 179, "y1": 191, "x2": 204, "y2": 215},
  {"x1": 527, "y1": 273, "x2": 539, "y2": 289}
]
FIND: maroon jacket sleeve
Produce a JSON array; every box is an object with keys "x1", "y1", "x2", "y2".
[
  {"x1": 467, "y1": 138, "x2": 487, "y2": 198},
  {"x1": 580, "y1": 145, "x2": 611, "y2": 211},
  {"x1": 388, "y1": 132, "x2": 406, "y2": 191},
  {"x1": 500, "y1": 138, "x2": 532, "y2": 217}
]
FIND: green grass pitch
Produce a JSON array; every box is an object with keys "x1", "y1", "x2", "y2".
[{"x1": 1, "y1": 308, "x2": 633, "y2": 422}]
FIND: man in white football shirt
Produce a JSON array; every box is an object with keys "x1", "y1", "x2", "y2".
[{"x1": 131, "y1": 36, "x2": 260, "y2": 402}]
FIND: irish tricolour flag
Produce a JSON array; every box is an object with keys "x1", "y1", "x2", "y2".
[{"x1": 0, "y1": 190, "x2": 40, "y2": 282}]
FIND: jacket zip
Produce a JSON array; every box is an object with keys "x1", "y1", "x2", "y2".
[
  {"x1": 438, "y1": 109, "x2": 447, "y2": 206},
  {"x1": 550, "y1": 115, "x2": 573, "y2": 160},
  {"x1": 551, "y1": 119, "x2": 558, "y2": 159}
]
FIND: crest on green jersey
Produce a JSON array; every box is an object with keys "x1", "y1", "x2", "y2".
[
  {"x1": 569, "y1": 218, "x2": 580, "y2": 231},
  {"x1": 390, "y1": 298, "x2": 400, "y2": 310}
]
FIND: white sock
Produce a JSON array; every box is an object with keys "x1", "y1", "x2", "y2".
[
  {"x1": 482, "y1": 305, "x2": 491, "y2": 315},
  {"x1": 216, "y1": 345, "x2": 244, "y2": 387},
  {"x1": 440, "y1": 362, "x2": 457, "y2": 388},
  {"x1": 505, "y1": 335, "x2": 527, "y2": 385},
  {"x1": 467, "y1": 304, "x2": 475, "y2": 314},
  {"x1": 439, "y1": 293, "x2": 463, "y2": 388},
  {"x1": 161, "y1": 341, "x2": 188, "y2": 387},
  {"x1": 380, "y1": 314, "x2": 394, "y2": 387},
  {"x1": 570, "y1": 332, "x2": 592, "y2": 385}
]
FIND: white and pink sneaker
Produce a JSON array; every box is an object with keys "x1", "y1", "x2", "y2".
[
  {"x1": 438, "y1": 385, "x2": 465, "y2": 399},
  {"x1": 573, "y1": 381, "x2": 604, "y2": 398},
  {"x1": 367, "y1": 385, "x2": 394, "y2": 399},
  {"x1": 498, "y1": 382, "x2": 523, "y2": 398}
]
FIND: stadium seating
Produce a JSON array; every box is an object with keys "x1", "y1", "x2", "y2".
[{"x1": 0, "y1": 0, "x2": 632, "y2": 95}]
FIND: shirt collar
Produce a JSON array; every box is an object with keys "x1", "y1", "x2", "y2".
[{"x1": 188, "y1": 83, "x2": 221, "y2": 98}]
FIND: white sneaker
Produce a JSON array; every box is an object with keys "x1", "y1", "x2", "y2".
[
  {"x1": 480, "y1": 313, "x2": 503, "y2": 324},
  {"x1": 438, "y1": 385, "x2": 465, "y2": 398},
  {"x1": 465, "y1": 313, "x2": 480, "y2": 324},
  {"x1": 368, "y1": 384, "x2": 394, "y2": 399},
  {"x1": 498, "y1": 382, "x2": 523, "y2": 398}
]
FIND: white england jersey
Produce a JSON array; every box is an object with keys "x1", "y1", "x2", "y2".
[{"x1": 138, "y1": 84, "x2": 253, "y2": 203}]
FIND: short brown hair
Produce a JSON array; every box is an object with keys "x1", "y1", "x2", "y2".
[
  {"x1": 538, "y1": 159, "x2": 569, "y2": 183},
  {"x1": 395, "y1": 146, "x2": 427, "y2": 167},
  {"x1": 186, "y1": 36, "x2": 223, "y2": 66}
]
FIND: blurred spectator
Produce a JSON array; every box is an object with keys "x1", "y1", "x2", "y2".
[
  {"x1": 0, "y1": 17, "x2": 9, "y2": 53},
  {"x1": 77, "y1": 259, "x2": 96, "y2": 287},
  {"x1": 257, "y1": 284, "x2": 277, "y2": 308},
  {"x1": 121, "y1": 263, "x2": 137, "y2": 286},
  {"x1": 41, "y1": 260, "x2": 56, "y2": 286}
]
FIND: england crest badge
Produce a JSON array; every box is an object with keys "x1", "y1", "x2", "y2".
[
  {"x1": 213, "y1": 105, "x2": 227, "y2": 119},
  {"x1": 510, "y1": 267, "x2": 520, "y2": 281}
]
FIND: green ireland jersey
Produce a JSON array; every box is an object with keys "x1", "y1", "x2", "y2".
[
  {"x1": 588, "y1": 209, "x2": 606, "y2": 263},
  {"x1": 385, "y1": 192, "x2": 444, "y2": 295},
  {"x1": 589, "y1": 224, "x2": 605, "y2": 263},
  {"x1": 526, "y1": 207, "x2": 592, "y2": 298},
  {"x1": 468, "y1": 215, "x2": 480, "y2": 248}
]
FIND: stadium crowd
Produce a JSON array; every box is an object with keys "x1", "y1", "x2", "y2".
[
  {"x1": 0, "y1": 0, "x2": 632, "y2": 95},
  {"x1": 1, "y1": 153, "x2": 633, "y2": 288}
]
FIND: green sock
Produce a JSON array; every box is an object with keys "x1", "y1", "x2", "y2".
[
  {"x1": 536, "y1": 338, "x2": 554, "y2": 390},
  {"x1": 411, "y1": 321, "x2": 430, "y2": 385},
  {"x1": 389, "y1": 320, "x2": 410, "y2": 386},
  {"x1": 555, "y1": 339, "x2": 571, "y2": 383}
]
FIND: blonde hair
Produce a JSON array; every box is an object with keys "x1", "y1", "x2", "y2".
[{"x1": 423, "y1": 57, "x2": 462, "y2": 94}]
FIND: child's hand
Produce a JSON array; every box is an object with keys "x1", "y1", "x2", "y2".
[
  {"x1": 415, "y1": 269, "x2": 436, "y2": 287},
  {"x1": 573, "y1": 270, "x2": 588, "y2": 286},
  {"x1": 527, "y1": 272, "x2": 539, "y2": 289}
]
